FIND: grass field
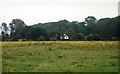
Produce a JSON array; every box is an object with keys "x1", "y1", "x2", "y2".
[{"x1": 1, "y1": 41, "x2": 119, "y2": 72}]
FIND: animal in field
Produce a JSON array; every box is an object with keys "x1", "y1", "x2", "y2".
[
  {"x1": 48, "y1": 47, "x2": 52, "y2": 50},
  {"x1": 48, "y1": 47, "x2": 54, "y2": 51}
]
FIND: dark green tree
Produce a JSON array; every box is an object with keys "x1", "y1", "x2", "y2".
[
  {"x1": 9, "y1": 19, "x2": 26, "y2": 40},
  {"x1": 26, "y1": 28, "x2": 49, "y2": 41},
  {"x1": 19, "y1": 26, "x2": 31, "y2": 39},
  {"x1": 85, "y1": 16, "x2": 97, "y2": 34}
]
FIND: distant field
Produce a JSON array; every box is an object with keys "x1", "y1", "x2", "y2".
[{"x1": 2, "y1": 41, "x2": 119, "y2": 72}]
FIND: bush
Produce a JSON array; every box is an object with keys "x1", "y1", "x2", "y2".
[
  {"x1": 85, "y1": 34, "x2": 100, "y2": 41},
  {"x1": 38, "y1": 36, "x2": 46, "y2": 41}
]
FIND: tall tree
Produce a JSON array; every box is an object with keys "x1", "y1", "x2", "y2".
[
  {"x1": 1, "y1": 22, "x2": 9, "y2": 41},
  {"x1": 85, "y1": 16, "x2": 97, "y2": 34},
  {"x1": 85, "y1": 16, "x2": 97, "y2": 25},
  {"x1": 1, "y1": 22, "x2": 9, "y2": 35},
  {"x1": 9, "y1": 19, "x2": 26, "y2": 39}
]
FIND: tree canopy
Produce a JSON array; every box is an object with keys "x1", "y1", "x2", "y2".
[{"x1": 0, "y1": 16, "x2": 119, "y2": 41}]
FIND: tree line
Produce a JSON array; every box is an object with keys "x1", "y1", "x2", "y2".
[{"x1": 1, "y1": 16, "x2": 120, "y2": 41}]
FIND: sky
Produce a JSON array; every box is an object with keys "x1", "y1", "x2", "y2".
[{"x1": 0, "y1": 0, "x2": 119, "y2": 26}]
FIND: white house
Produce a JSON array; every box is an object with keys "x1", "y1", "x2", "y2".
[{"x1": 60, "y1": 34, "x2": 69, "y2": 40}]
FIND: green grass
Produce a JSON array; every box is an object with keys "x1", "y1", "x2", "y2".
[{"x1": 2, "y1": 41, "x2": 119, "y2": 72}]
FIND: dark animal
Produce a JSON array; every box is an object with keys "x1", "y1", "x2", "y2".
[{"x1": 49, "y1": 47, "x2": 52, "y2": 50}]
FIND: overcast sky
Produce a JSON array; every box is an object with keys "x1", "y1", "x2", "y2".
[{"x1": 0, "y1": 0, "x2": 119, "y2": 25}]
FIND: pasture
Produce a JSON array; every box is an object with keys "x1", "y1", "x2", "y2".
[{"x1": 1, "y1": 41, "x2": 119, "y2": 72}]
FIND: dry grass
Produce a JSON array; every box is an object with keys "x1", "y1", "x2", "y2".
[{"x1": 2, "y1": 41, "x2": 119, "y2": 72}]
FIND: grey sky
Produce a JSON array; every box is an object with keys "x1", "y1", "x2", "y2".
[{"x1": 0, "y1": 0, "x2": 119, "y2": 25}]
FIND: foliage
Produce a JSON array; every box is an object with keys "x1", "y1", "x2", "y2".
[
  {"x1": 85, "y1": 34, "x2": 101, "y2": 41},
  {"x1": 0, "y1": 16, "x2": 119, "y2": 41}
]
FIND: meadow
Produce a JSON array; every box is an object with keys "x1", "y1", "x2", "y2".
[{"x1": 1, "y1": 41, "x2": 119, "y2": 72}]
